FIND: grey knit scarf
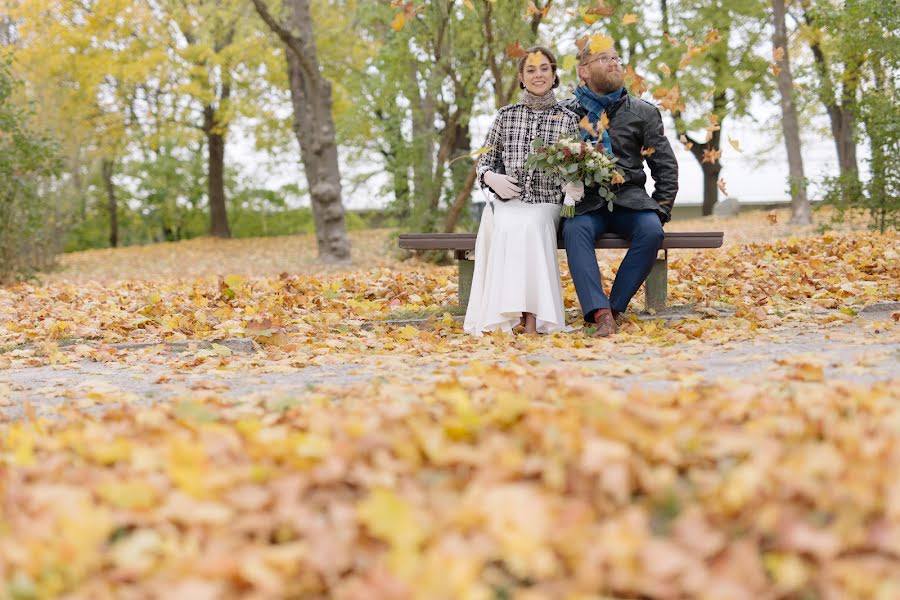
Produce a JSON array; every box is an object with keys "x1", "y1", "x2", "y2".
[{"x1": 519, "y1": 88, "x2": 558, "y2": 111}]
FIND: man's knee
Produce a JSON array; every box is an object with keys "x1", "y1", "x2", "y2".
[
  {"x1": 563, "y1": 216, "x2": 594, "y2": 245},
  {"x1": 633, "y1": 214, "x2": 664, "y2": 249}
]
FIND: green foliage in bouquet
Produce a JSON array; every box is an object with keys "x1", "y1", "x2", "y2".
[{"x1": 524, "y1": 137, "x2": 623, "y2": 217}]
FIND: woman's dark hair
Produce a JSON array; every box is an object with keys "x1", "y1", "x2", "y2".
[{"x1": 517, "y1": 45, "x2": 560, "y2": 89}]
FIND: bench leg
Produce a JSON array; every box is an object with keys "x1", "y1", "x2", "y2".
[
  {"x1": 457, "y1": 258, "x2": 474, "y2": 309},
  {"x1": 644, "y1": 253, "x2": 668, "y2": 312}
]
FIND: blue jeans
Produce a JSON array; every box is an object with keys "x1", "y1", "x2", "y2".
[{"x1": 562, "y1": 207, "x2": 664, "y2": 320}]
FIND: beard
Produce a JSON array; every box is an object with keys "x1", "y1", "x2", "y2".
[{"x1": 589, "y1": 68, "x2": 625, "y2": 94}]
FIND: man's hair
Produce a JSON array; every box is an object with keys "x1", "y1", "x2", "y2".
[
  {"x1": 576, "y1": 46, "x2": 594, "y2": 65},
  {"x1": 516, "y1": 45, "x2": 558, "y2": 75}
]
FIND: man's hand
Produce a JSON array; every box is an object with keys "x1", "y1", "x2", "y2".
[
  {"x1": 563, "y1": 181, "x2": 584, "y2": 202},
  {"x1": 484, "y1": 171, "x2": 521, "y2": 200}
]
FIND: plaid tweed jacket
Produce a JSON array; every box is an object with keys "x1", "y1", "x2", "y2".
[{"x1": 477, "y1": 103, "x2": 580, "y2": 205}]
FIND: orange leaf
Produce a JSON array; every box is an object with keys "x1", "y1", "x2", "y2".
[
  {"x1": 506, "y1": 41, "x2": 527, "y2": 58},
  {"x1": 702, "y1": 148, "x2": 722, "y2": 164},
  {"x1": 640, "y1": 146, "x2": 656, "y2": 157},
  {"x1": 391, "y1": 12, "x2": 406, "y2": 31}
]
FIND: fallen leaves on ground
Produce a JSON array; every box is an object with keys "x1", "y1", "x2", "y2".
[
  {"x1": 3, "y1": 366, "x2": 900, "y2": 598},
  {"x1": 1, "y1": 214, "x2": 898, "y2": 598}
]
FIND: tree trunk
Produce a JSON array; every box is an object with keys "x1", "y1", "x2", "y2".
[
  {"x1": 251, "y1": 0, "x2": 350, "y2": 263},
  {"x1": 101, "y1": 158, "x2": 118, "y2": 247},
  {"x1": 285, "y1": 43, "x2": 350, "y2": 263},
  {"x1": 204, "y1": 105, "x2": 231, "y2": 238},
  {"x1": 802, "y1": 5, "x2": 861, "y2": 194},
  {"x1": 773, "y1": 0, "x2": 811, "y2": 224}
]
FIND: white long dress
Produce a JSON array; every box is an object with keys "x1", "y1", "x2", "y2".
[{"x1": 463, "y1": 198, "x2": 572, "y2": 336}]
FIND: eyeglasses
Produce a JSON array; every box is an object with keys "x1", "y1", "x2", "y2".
[{"x1": 584, "y1": 55, "x2": 624, "y2": 67}]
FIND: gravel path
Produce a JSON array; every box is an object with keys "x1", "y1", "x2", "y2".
[{"x1": 1, "y1": 310, "x2": 896, "y2": 420}]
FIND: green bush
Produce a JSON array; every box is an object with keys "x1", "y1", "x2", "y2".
[{"x1": 0, "y1": 59, "x2": 62, "y2": 282}]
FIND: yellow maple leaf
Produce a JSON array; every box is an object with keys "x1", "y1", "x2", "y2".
[
  {"x1": 622, "y1": 13, "x2": 638, "y2": 24},
  {"x1": 589, "y1": 34, "x2": 614, "y2": 54},
  {"x1": 579, "y1": 115, "x2": 597, "y2": 137},
  {"x1": 526, "y1": 51, "x2": 544, "y2": 67},
  {"x1": 728, "y1": 137, "x2": 742, "y2": 152},
  {"x1": 391, "y1": 12, "x2": 406, "y2": 31}
]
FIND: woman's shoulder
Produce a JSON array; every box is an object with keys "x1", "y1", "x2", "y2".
[{"x1": 497, "y1": 103, "x2": 524, "y2": 114}]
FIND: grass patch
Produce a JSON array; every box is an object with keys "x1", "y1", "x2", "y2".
[{"x1": 381, "y1": 305, "x2": 466, "y2": 322}]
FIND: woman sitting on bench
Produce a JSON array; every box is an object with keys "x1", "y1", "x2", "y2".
[{"x1": 464, "y1": 46, "x2": 583, "y2": 336}]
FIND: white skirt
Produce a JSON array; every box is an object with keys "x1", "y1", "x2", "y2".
[{"x1": 463, "y1": 199, "x2": 572, "y2": 337}]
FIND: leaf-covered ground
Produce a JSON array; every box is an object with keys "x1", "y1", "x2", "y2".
[{"x1": 1, "y1": 210, "x2": 899, "y2": 599}]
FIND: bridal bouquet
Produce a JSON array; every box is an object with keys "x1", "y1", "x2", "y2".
[{"x1": 524, "y1": 137, "x2": 624, "y2": 217}]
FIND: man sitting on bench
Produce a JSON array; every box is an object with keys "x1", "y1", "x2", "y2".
[{"x1": 560, "y1": 35, "x2": 679, "y2": 337}]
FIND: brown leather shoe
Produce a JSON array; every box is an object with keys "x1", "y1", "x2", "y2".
[{"x1": 592, "y1": 310, "x2": 618, "y2": 337}]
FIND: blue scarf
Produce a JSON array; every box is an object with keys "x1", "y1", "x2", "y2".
[{"x1": 574, "y1": 85, "x2": 625, "y2": 156}]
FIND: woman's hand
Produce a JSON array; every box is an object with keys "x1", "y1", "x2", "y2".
[
  {"x1": 484, "y1": 171, "x2": 521, "y2": 200},
  {"x1": 563, "y1": 181, "x2": 584, "y2": 202}
]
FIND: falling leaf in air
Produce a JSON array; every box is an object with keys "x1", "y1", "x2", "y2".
[
  {"x1": 525, "y1": 51, "x2": 544, "y2": 67},
  {"x1": 665, "y1": 33, "x2": 680, "y2": 47},
  {"x1": 702, "y1": 148, "x2": 722, "y2": 164},
  {"x1": 717, "y1": 178, "x2": 728, "y2": 196},
  {"x1": 526, "y1": 1, "x2": 550, "y2": 18},
  {"x1": 574, "y1": 35, "x2": 589, "y2": 52},
  {"x1": 767, "y1": 210, "x2": 778, "y2": 224},
  {"x1": 678, "y1": 40, "x2": 703, "y2": 69},
  {"x1": 653, "y1": 85, "x2": 685, "y2": 113},
  {"x1": 391, "y1": 12, "x2": 406, "y2": 31},
  {"x1": 659, "y1": 63, "x2": 671, "y2": 77},
  {"x1": 589, "y1": 34, "x2": 614, "y2": 54},
  {"x1": 506, "y1": 41, "x2": 527, "y2": 58},
  {"x1": 773, "y1": 46, "x2": 785, "y2": 62},
  {"x1": 622, "y1": 13, "x2": 639, "y2": 25},
  {"x1": 703, "y1": 87, "x2": 716, "y2": 102},
  {"x1": 611, "y1": 169, "x2": 625, "y2": 185},
  {"x1": 704, "y1": 113, "x2": 720, "y2": 142},
  {"x1": 704, "y1": 29, "x2": 721, "y2": 45},
  {"x1": 680, "y1": 134, "x2": 693, "y2": 151},
  {"x1": 641, "y1": 146, "x2": 656, "y2": 157},
  {"x1": 579, "y1": 115, "x2": 598, "y2": 138},
  {"x1": 771, "y1": 62, "x2": 781, "y2": 76},
  {"x1": 624, "y1": 65, "x2": 647, "y2": 96},
  {"x1": 585, "y1": 0, "x2": 615, "y2": 17},
  {"x1": 728, "y1": 137, "x2": 742, "y2": 152}
]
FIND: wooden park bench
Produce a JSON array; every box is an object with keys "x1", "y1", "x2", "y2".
[{"x1": 399, "y1": 231, "x2": 724, "y2": 312}]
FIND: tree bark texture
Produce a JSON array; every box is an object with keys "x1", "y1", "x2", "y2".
[
  {"x1": 773, "y1": 0, "x2": 811, "y2": 224},
  {"x1": 204, "y1": 105, "x2": 232, "y2": 238},
  {"x1": 251, "y1": 0, "x2": 350, "y2": 263},
  {"x1": 802, "y1": 4, "x2": 861, "y2": 190},
  {"x1": 101, "y1": 158, "x2": 118, "y2": 247}
]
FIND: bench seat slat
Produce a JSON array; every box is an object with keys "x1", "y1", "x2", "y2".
[{"x1": 399, "y1": 231, "x2": 724, "y2": 251}]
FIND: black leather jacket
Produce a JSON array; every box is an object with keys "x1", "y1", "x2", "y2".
[{"x1": 560, "y1": 93, "x2": 678, "y2": 221}]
